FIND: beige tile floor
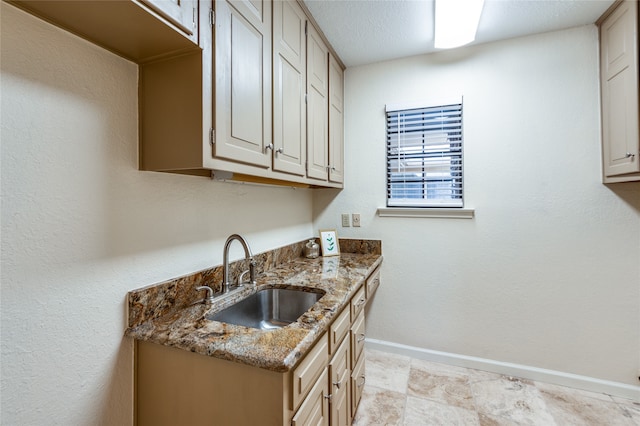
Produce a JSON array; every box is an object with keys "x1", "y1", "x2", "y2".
[{"x1": 353, "y1": 349, "x2": 640, "y2": 426}]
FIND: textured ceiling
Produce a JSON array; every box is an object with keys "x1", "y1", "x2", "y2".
[{"x1": 303, "y1": 0, "x2": 616, "y2": 67}]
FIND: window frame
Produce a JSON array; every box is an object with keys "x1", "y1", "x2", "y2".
[{"x1": 385, "y1": 97, "x2": 465, "y2": 209}]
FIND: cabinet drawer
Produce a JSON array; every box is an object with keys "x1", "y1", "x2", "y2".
[
  {"x1": 350, "y1": 352, "x2": 366, "y2": 417},
  {"x1": 292, "y1": 367, "x2": 330, "y2": 426},
  {"x1": 292, "y1": 333, "x2": 329, "y2": 410},
  {"x1": 350, "y1": 285, "x2": 366, "y2": 322},
  {"x1": 329, "y1": 306, "x2": 350, "y2": 355},
  {"x1": 365, "y1": 266, "x2": 381, "y2": 300},
  {"x1": 350, "y1": 310, "x2": 365, "y2": 367}
]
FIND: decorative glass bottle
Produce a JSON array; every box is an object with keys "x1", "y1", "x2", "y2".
[{"x1": 305, "y1": 239, "x2": 320, "y2": 259}]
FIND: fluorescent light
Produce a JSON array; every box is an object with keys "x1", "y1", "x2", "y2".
[{"x1": 434, "y1": 0, "x2": 485, "y2": 49}]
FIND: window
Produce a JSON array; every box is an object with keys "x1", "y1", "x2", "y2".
[{"x1": 386, "y1": 99, "x2": 464, "y2": 208}]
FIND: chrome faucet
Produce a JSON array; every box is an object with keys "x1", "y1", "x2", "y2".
[{"x1": 222, "y1": 234, "x2": 256, "y2": 293}]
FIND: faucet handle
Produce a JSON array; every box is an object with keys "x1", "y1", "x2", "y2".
[
  {"x1": 238, "y1": 270, "x2": 250, "y2": 286},
  {"x1": 195, "y1": 285, "x2": 215, "y2": 303}
]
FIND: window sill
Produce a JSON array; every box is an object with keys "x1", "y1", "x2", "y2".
[{"x1": 377, "y1": 207, "x2": 475, "y2": 219}]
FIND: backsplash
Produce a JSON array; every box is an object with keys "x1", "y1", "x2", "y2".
[{"x1": 127, "y1": 238, "x2": 382, "y2": 328}]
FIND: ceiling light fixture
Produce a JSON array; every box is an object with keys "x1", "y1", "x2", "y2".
[{"x1": 434, "y1": 0, "x2": 485, "y2": 49}]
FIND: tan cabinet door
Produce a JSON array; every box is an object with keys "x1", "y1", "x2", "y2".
[
  {"x1": 350, "y1": 354, "x2": 366, "y2": 418},
  {"x1": 213, "y1": 0, "x2": 272, "y2": 168},
  {"x1": 306, "y1": 23, "x2": 329, "y2": 181},
  {"x1": 273, "y1": 0, "x2": 307, "y2": 176},
  {"x1": 328, "y1": 54, "x2": 344, "y2": 184},
  {"x1": 600, "y1": 0, "x2": 639, "y2": 178},
  {"x1": 292, "y1": 368, "x2": 330, "y2": 426},
  {"x1": 329, "y1": 337, "x2": 351, "y2": 426}
]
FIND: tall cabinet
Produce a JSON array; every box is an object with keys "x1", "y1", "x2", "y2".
[{"x1": 598, "y1": 0, "x2": 640, "y2": 183}]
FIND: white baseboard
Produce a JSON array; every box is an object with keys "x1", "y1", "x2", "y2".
[{"x1": 365, "y1": 338, "x2": 640, "y2": 402}]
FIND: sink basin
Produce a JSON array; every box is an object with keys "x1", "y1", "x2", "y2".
[{"x1": 208, "y1": 288, "x2": 324, "y2": 330}]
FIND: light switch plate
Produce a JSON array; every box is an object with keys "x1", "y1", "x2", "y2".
[
  {"x1": 341, "y1": 213, "x2": 350, "y2": 227},
  {"x1": 352, "y1": 213, "x2": 361, "y2": 227}
]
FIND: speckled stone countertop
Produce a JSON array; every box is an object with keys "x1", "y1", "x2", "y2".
[{"x1": 125, "y1": 239, "x2": 382, "y2": 373}]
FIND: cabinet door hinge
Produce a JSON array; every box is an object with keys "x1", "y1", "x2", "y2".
[
  {"x1": 209, "y1": 128, "x2": 215, "y2": 145},
  {"x1": 209, "y1": 8, "x2": 215, "y2": 27},
  {"x1": 304, "y1": 21, "x2": 308, "y2": 35},
  {"x1": 304, "y1": 93, "x2": 308, "y2": 105}
]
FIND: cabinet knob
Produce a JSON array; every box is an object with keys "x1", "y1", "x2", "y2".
[
  {"x1": 625, "y1": 152, "x2": 636, "y2": 160},
  {"x1": 264, "y1": 144, "x2": 274, "y2": 153},
  {"x1": 276, "y1": 148, "x2": 284, "y2": 154},
  {"x1": 357, "y1": 375, "x2": 366, "y2": 387},
  {"x1": 333, "y1": 379, "x2": 342, "y2": 389}
]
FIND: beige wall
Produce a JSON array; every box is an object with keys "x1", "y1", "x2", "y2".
[
  {"x1": 0, "y1": 4, "x2": 314, "y2": 424},
  {"x1": 314, "y1": 25, "x2": 640, "y2": 390}
]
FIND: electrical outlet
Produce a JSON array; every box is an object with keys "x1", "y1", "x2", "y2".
[
  {"x1": 352, "y1": 213, "x2": 361, "y2": 227},
  {"x1": 341, "y1": 213, "x2": 350, "y2": 227}
]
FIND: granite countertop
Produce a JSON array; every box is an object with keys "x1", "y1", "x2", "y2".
[{"x1": 125, "y1": 241, "x2": 382, "y2": 373}]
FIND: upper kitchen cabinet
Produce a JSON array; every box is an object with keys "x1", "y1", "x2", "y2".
[
  {"x1": 598, "y1": 0, "x2": 640, "y2": 183},
  {"x1": 6, "y1": 0, "x2": 200, "y2": 62},
  {"x1": 272, "y1": 0, "x2": 307, "y2": 176},
  {"x1": 306, "y1": 23, "x2": 330, "y2": 182},
  {"x1": 329, "y1": 53, "x2": 345, "y2": 184},
  {"x1": 306, "y1": 25, "x2": 345, "y2": 185},
  {"x1": 139, "y1": 0, "x2": 274, "y2": 177},
  {"x1": 140, "y1": 0, "x2": 345, "y2": 188},
  {"x1": 11, "y1": 0, "x2": 346, "y2": 188}
]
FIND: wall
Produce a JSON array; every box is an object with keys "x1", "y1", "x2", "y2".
[
  {"x1": 314, "y1": 25, "x2": 640, "y2": 391},
  {"x1": 0, "y1": 4, "x2": 314, "y2": 424}
]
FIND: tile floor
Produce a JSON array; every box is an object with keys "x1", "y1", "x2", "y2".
[{"x1": 353, "y1": 349, "x2": 640, "y2": 425}]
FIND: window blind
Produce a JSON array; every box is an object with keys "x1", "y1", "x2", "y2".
[{"x1": 386, "y1": 102, "x2": 463, "y2": 207}]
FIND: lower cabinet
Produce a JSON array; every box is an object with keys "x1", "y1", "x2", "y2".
[
  {"x1": 292, "y1": 368, "x2": 330, "y2": 426},
  {"x1": 135, "y1": 267, "x2": 380, "y2": 426}
]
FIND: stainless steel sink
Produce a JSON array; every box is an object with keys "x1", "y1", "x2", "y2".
[{"x1": 207, "y1": 288, "x2": 324, "y2": 330}]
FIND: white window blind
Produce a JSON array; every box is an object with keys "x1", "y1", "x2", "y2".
[{"x1": 386, "y1": 101, "x2": 464, "y2": 208}]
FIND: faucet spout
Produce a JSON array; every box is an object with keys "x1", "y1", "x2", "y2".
[{"x1": 222, "y1": 234, "x2": 256, "y2": 293}]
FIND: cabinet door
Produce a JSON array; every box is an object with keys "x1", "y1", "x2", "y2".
[
  {"x1": 330, "y1": 337, "x2": 351, "y2": 426},
  {"x1": 213, "y1": 0, "x2": 272, "y2": 168},
  {"x1": 141, "y1": 0, "x2": 198, "y2": 41},
  {"x1": 272, "y1": 0, "x2": 307, "y2": 176},
  {"x1": 292, "y1": 334, "x2": 329, "y2": 410},
  {"x1": 350, "y1": 353, "x2": 365, "y2": 418},
  {"x1": 328, "y1": 54, "x2": 344, "y2": 184},
  {"x1": 601, "y1": 0, "x2": 639, "y2": 177},
  {"x1": 306, "y1": 23, "x2": 329, "y2": 181},
  {"x1": 292, "y1": 368, "x2": 330, "y2": 426}
]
